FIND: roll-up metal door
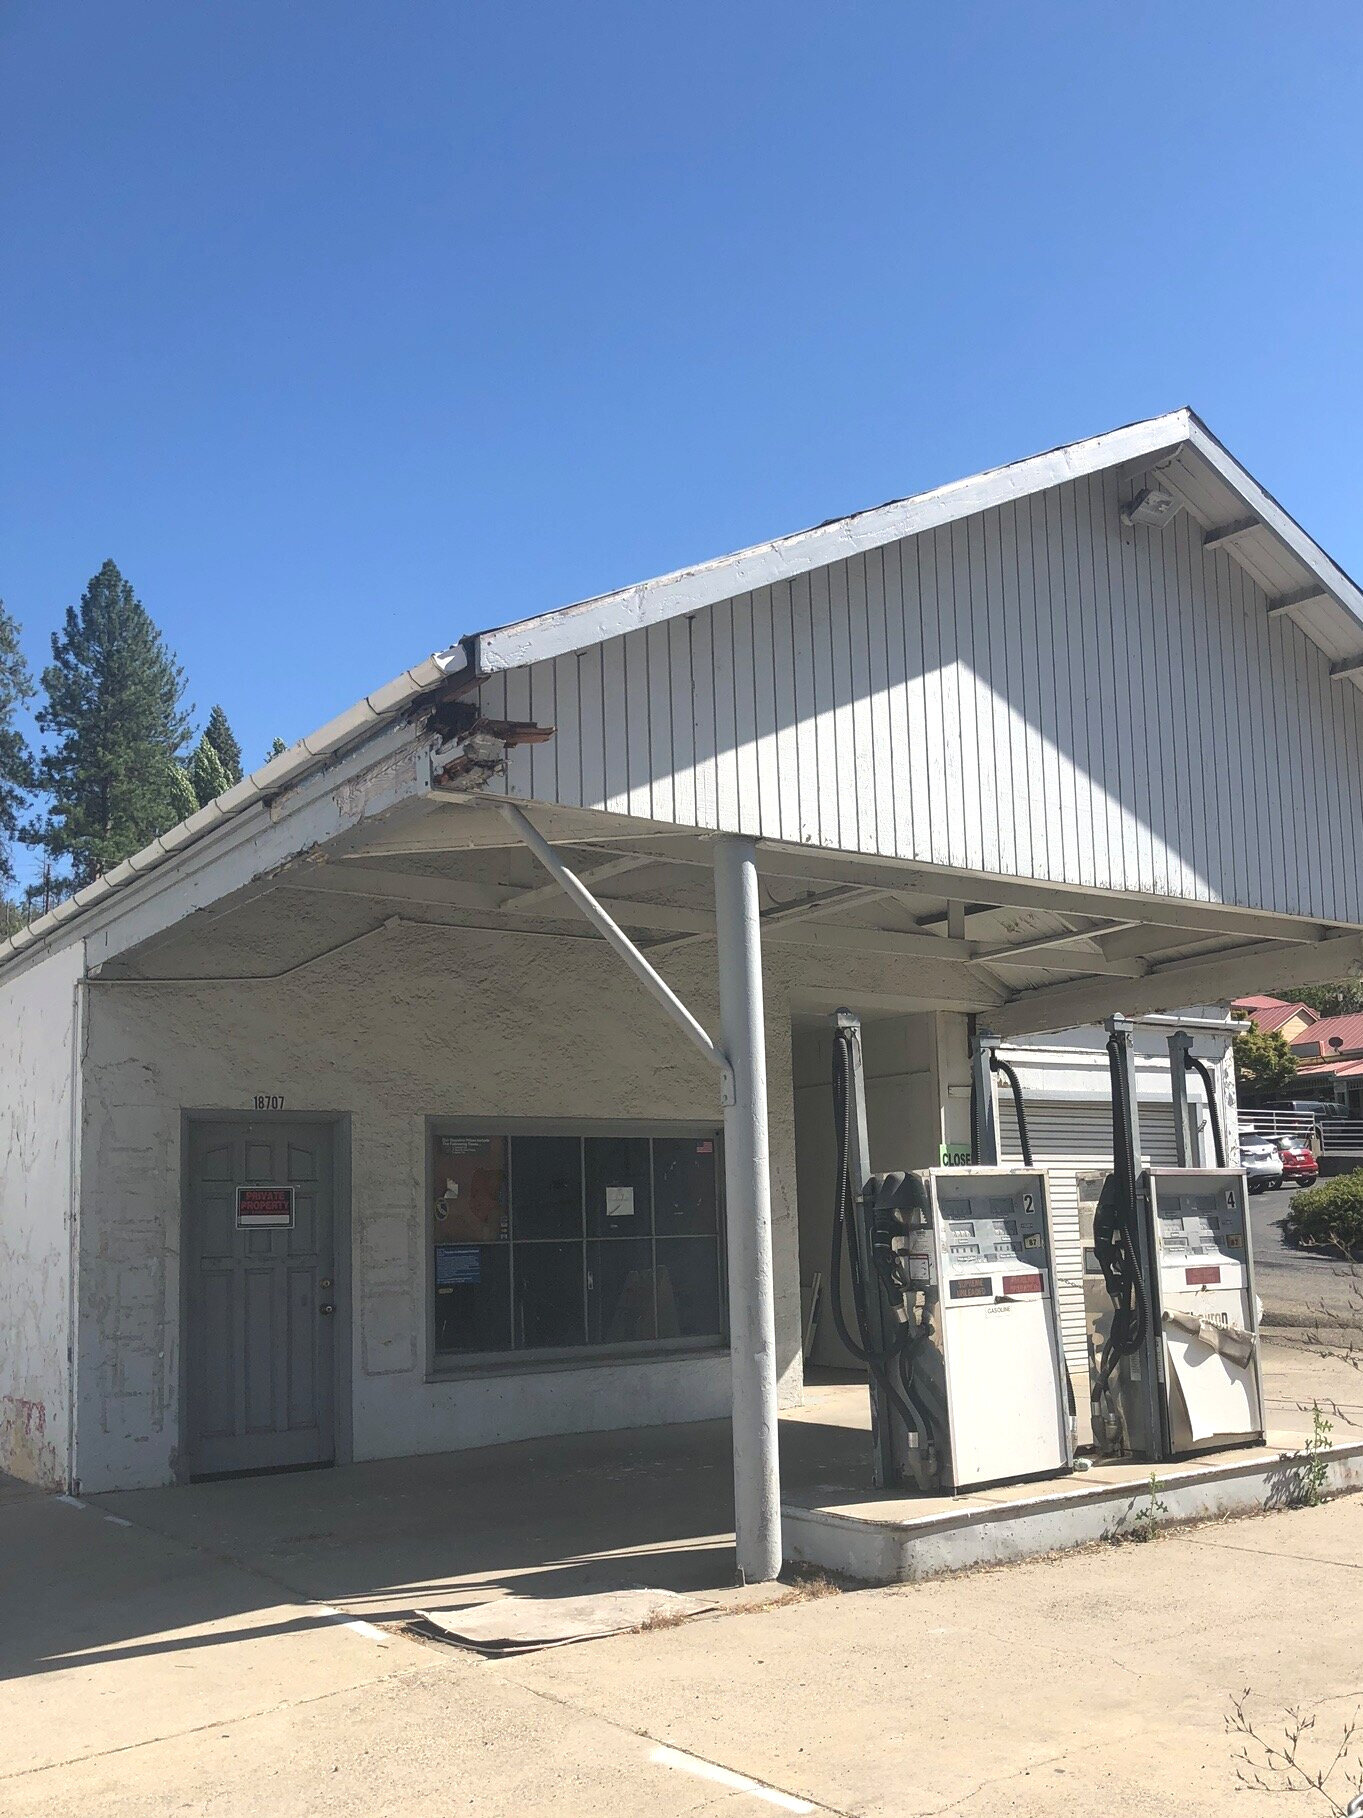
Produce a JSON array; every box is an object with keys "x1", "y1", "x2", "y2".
[{"x1": 997, "y1": 1099, "x2": 1179, "y2": 1392}]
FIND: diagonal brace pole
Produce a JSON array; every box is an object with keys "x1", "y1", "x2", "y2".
[{"x1": 500, "y1": 804, "x2": 735, "y2": 1104}]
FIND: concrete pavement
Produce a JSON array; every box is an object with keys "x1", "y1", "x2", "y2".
[
  {"x1": 5, "y1": 1342, "x2": 1363, "y2": 1816},
  {"x1": 7, "y1": 1468, "x2": 1363, "y2": 1814}
]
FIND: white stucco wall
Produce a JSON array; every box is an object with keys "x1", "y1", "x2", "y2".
[
  {"x1": 76, "y1": 919, "x2": 815, "y2": 1493},
  {"x1": 0, "y1": 941, "x2": 83, "y2": 1486}
]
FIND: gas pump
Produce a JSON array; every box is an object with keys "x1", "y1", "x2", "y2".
[
  {"x1": 830, "y1": 1011, "x2": 1073, "y2": 1494},
  {"x1": 1084, "y1": 1016, "x2": 1265, "y2": 1461}
]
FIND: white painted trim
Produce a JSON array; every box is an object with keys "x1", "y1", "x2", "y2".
[
  {"x1": 0, "y1": 648, "x2": 466, "y2": 977},
  {"x1": 10, "y1": 408, "x2": 1363, "y2": 981},
  {"x1": 474, "y1": 408, "x2": 1363, "y2": 705},
  {"x1": 3, "y1": 720, "x2": 436, "y2": 984},
  {"x1": 474, "y1": 412, "x2": 1195, "y2": 673},
  {"x1": 1184, "y1": 418, "x2": 1363, "y2": 631}
]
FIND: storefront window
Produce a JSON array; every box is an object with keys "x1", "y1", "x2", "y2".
[{"x1": 430, "y1": 1127, "x2": 724, "y2": 1362}]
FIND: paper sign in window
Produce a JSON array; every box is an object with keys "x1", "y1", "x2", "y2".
[
  {"x1": 435, "y1": 1244, "x2": 482, "y2": 1286},
  {"x1": 604, "y1": 1186, "x2": 635, "y2": 1221}
]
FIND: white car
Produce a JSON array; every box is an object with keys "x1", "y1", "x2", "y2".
[{"x1": 1239, "y1": 1133, "x2": 1285, "y2": 1193}]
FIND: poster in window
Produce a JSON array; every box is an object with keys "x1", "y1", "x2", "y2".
[
  {"x1": 432, "y1": 1134, "x2": 508, "y2": 1242},
  {"x1": 435, "y1": 1244, "x2": 482, "y2": 1286}
]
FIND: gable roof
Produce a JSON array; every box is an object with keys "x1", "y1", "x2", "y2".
[
  {"x1": 1232, "y1": 994, "x2": 1318, "y2": 1034},
  {"x1": 6, "y1": 406, "x2": 1363, "y2": 975},
  {"x1": 471, "y1": 407, "x2": 1363, "y2": 682}
]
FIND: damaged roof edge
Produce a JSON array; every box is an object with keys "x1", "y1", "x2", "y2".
[{"x1": 0, "y1": 643, "x2": 472, "y2": 975}]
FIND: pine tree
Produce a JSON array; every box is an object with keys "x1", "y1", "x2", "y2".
[
  {"x1": 35, "y1": 561, "x2": 192, "y2": 885},
  {"x1": 203, "y1": 704, "x2": 243, "y2": 785},
  {"x1": 0, "y1": 601, "x2": 35, "y2": 889},
  {"x1": 163, "y1": 756, "x2": 200, "y2": 822},
  {"x1": 189, "y1": 735, "x2": 231, "y2": 807}
]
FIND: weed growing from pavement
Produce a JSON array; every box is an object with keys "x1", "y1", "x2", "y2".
[
  {"x1": 1227, "y1": 1690, "x2": 1363, "y2": 1813},
  {"x1": 1117, "y1": 1472, "x2": 1169, "y2": 1543},
  {"x1": 1295, "y1": 1402, "x2": 1335, "y2": 1508}
]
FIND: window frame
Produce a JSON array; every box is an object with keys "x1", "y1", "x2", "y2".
[{"x1": 424, "y1": 1115, "x2": 728, "y2": 1379}]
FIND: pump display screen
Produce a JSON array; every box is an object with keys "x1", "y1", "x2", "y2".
[
  {"x1": 935, "y1": 1186, "x2": 1048, "y2": 1282},
  {"x1": 1151, "y1": 1181, "x2": 1247, "y2": 1267}
]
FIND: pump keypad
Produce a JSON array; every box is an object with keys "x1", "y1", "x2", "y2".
[
  {"x1": 1153, "y1": 1187, "x2": 1245, "y2": 1266},
  {"x1": 938, "y1": 1191, "x2": 1047, "y2": 1281}
]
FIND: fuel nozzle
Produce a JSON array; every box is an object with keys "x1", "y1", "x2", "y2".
[{"x1": 859, "y1": 1172, "x2": 929, "y2": 1315}]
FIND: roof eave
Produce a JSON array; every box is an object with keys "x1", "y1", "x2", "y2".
[
  {"x1": 472, "y1": 409, "x2": 1197, "y2": 675},
  {"x1": 0, "y1": 645, "x2": 470, "y2": 977}
]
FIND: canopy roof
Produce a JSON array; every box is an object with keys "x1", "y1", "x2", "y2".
[{"x1": 7, "y1": 407, "x2": 1363, "y2": 986}]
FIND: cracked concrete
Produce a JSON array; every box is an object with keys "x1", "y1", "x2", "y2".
[{"x1": 7, "y1": 1362, "x2": 1363, "y2": 1816}]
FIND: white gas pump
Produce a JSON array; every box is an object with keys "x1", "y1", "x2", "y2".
[
  {"x1": 830, "y1": 1011, "x2": 1074, "y2": 1493},
  {"x1": 894, "y1": 1167, "x2": 1074, "y2": 1489},
  {"x1": 1086, "y1": 1015, "x2": 1264, "y2": 1461},
  {"x1": 1145, "y1": 1168, "x2": 1264, "y2": 1453}
]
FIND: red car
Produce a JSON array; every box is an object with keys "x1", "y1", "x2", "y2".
[{"x1": 1275, "y1": 1136, "x2": 1318, "y2": 1188}]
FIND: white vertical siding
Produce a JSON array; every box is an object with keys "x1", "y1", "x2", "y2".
[{"x1": 491, "y1": 474, "x2": 1363, "y2": 925}]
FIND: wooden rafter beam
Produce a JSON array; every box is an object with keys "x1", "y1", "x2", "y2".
[
  {"x1": 1202, "y1": 518, "x2": 1260, "y2": 553},
  {"x1": 1267, "y1": 586, "x2": 1330, "y2": 619}
]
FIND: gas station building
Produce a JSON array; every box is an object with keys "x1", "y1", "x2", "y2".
[{"x1": 5, "y1": 407, "x2": 1363, "y2": 1580}]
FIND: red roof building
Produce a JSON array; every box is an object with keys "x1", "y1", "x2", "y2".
[
  {"x1": 1231, "y1": 995, "x2": 1319, "y2": 1042},
  {"x1": 1291, "y1": 1012, "x2": 1363, "y2": 1059}
]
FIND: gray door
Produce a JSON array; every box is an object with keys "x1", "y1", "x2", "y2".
[{"x1": 185, "y1": 1119, "x2": 336, "y2": 1477}]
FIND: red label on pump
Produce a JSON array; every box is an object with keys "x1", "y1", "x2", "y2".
[
  {"x1": 949, "y1": 1276, "x2": 991, "y2": 1300},
  {"x1": 1186, "y1": 1265, "x2": 1221, "y2": 1286},
  {"x1": 1001, "y1": 1273, "x2": 1044, "y2": 1295}
]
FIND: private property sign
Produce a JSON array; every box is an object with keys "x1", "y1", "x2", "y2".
[{"x1": 235, "y1": 1185, "x2": 295, "y2": 1229}]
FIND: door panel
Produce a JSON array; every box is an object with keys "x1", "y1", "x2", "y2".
[{"x1": 185, "y1": 1120, "x2": 336, "y2": 1477}]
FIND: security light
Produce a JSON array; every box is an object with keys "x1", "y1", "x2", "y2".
[{"x1": 1122, "y1": 485, "x2": 1181, "y2": 529}]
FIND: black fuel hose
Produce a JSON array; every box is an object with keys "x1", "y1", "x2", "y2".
[
  {"x1": 989, "y1": 1053, "x2": 1034, "y2": 1167},
  {"x1": 830, "y1": 1026, "x2": 933, "y2": 1452},
  {"x1": 1185, "y1": 1053, "x2": 1226, "y2": 1168},
  {"x1": 1093, "y1": 1032, "x2": 1149, "y2": 1397}
]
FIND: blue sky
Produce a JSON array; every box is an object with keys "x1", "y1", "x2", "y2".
[{"x1": 3, "y1": 3, "x2": 1362, "y2": 885}]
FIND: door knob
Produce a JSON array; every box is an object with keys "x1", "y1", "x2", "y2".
[{"x1": 319, "y1": 1302, "x2": 336, "y2": 1316}]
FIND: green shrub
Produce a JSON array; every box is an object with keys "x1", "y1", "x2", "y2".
[{"x1": 1283, "y1": 1170, "x2": 1363, "y2": 1256}]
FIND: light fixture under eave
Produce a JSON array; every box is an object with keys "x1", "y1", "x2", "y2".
[{"x1": 1122, "y1": 485, "x2": 1181, "y2": 530}]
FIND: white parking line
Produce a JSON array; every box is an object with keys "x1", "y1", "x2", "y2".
[
  {"x1": 649, "y1": 1743, "x2": 816, "y2": 1813},
  {"x1": 317, "y1": 1606, "x2": 391, "y2": 1646}
]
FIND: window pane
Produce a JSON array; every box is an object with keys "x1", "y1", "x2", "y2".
[
  {"x1": 656, "y1": 1236, "x2": 722, "y2": 1339},
  {"x1": 585, "y1": 1136, "x2": 653, "y2": 1238},
  {"x1": 514, "y1": 1242, "x2": 585, "y2": 1348},
  {"x1": 434, "y1": 1245, "x2": 511, "y2": 1352},
  {"x1": 654, "y1": 1136, "x2": 719, "y2": 1236},
  {"x1": 587, "y1": 1239, "x2": 656, "y2": 1343},
  {"x1": 432, "y1": 1134, "x2": 508, "y2": 1243},
  {"x1": 511, "y1": 1136, "x2": 583, "y2": 1240}
]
